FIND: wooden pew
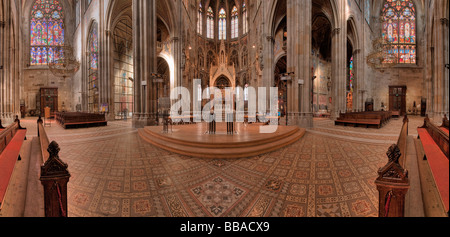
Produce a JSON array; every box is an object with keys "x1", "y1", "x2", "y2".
[
  {"x1": 440, "y1": 114, "x2": 449, "y2": 133},
  {"x1": 375, "y1": 116, "x2": 410, "y2": 217},
  {"x1": 56, "y1": 112, "x2": 107, "y2": 129},
  {"x1": 0, "y1": 117, "x2": 27, "y2": 208},
  {"x1": 418, "y1": 116, "x2": 449, "y2": 159},
  {"x1": 335, "y1": 111, "x2": 392, "y2": 129},
  {"x1": 417, "y1": 116, "x2": 449, "y2": 214},
  {"x1": 37, "y1": 117, "x2": 71, "y2": 217}
]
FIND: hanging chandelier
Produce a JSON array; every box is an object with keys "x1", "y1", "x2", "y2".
[
  {"x1": 367, "y1": 16, "x2": 398, "y2": 70},
  {"x1": 48, "y1": 44, "x2": 80, "y2": 79},
  {"x1": 366, "y1": 37, "x2": 397, "y2": 70}
]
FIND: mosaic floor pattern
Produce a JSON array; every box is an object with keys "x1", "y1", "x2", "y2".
[{"x1": 17, "y1": 116, "x2": 428, "y2": 217}]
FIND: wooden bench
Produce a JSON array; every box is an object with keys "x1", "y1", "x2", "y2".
[
  {"x1": 0, "y1": 118, "x2": 27, "y2": 208},
  {"x1": 56, "y1": 112, "x2": 107, "y2": 129},
  {"x1": 335, "y1": 111, "x2": 392, "y2": 129},
  {"x1": 375, "y1": 116, "x2": 410, "y2": 217},
  {"x1": 440, "y1": 114, "x2": 449, "y2": 134},
  {"x1": 37, "y1": 117, "x2": 71, "y2": 217},
  {"x1": 392, "y1": 111, "x2": 401, "y2": 118},
  {"x1": 417, "y1": 116, "x2": 449, "y2": 214}
]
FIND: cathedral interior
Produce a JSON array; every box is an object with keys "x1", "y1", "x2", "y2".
[{"x1": 0, "y1": 0, "x2": 449, "y2": 219}]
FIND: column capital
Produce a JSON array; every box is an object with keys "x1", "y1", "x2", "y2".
[{"x1": 331, "y1": 28, "x2": 341, "y2": 37}]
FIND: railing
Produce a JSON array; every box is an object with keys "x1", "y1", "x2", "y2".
[
  {"x1": 375, "y1": 115, "x2": 410, "y2": 217},
  {"x1": 37, "y1": 116, "x2": 71, "y2": 217}
]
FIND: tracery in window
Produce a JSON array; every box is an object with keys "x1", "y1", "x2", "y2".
[
  {"x1": 207, "y1": 7, "x2": 214, "y2": 39},
  {"x1": 219, "y1": 8, "x2": 226, "y2": 40},
  {"x1": 382, "y1": 0, "x2": 416, "y2": 64},
  {"x1": 231, "y1": 6, "x2": 238, "y2": 39},
  {"x1": 30, "y1": 0, "x2": 65, "y2": 66}
]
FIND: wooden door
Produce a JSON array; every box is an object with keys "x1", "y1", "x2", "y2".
[
  {"x1": 389, "y1": 86, "x2": 407, "y2": 116},
  {"x1": 40, "y1": 88, "x2": 58, "y2": 117}
]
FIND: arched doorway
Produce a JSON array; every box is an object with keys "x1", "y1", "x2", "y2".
[
  {"x1": 113, "y1": 17, "x2": 134, "y2": 120},
  {"x1": 311, "y1": 13, "x2": 332, "y2": 117},
  {"x1": 274, "y1": 56, "x2": 287, "y2": 117},
  {"x1": 214, "y1": 76, "x2": 232, "y2": 111},
  {"x1": 156, "y1": 56, "x2": 171, "y2": 102},
  {"x1": 215, "y1": 76, "x2": 231, "y2": 90}
]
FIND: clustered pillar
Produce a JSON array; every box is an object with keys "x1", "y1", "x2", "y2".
[
  {"x1": 0, "y1": 1, "x2": 19, "y2": 124},
  {"x1": 132, "y1": 0, "x2": 158, "y2": 128}
]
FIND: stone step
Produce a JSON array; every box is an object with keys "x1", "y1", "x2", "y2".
[{"x1": 138, "y1": 125, "x2": 305, "y2": 159}]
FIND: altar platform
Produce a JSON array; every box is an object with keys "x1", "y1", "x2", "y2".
[{"x1": 138, "y1": 123, "x2": 306, "y2": 159}]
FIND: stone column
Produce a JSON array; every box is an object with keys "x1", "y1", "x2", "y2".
[
  {"x1": 286, "y1": 0, "x2": 312, "y2": 128},
  {"x1": 441, "y1": 18, "x2": 449, "y2": 117},
  {"x1": 132, "y1": 0, "x2": 157, "y2": 128},
  {"x1": 353, "y1": 48, "x2": 362, "y2": 111},
  {"x1": 103, "y1": 29, "x2": 114, "y2": 120},
  {"x1": 331, "y1": 26, "x2": 347, "y2": 118},
  {"x1": 432, "y1": 17, "x2": 447, "y2": 120},
  {"x1": 261, "y1": 34, "x2": 274, "y2": 114},
  {"x1": 0, "y1": 19, "x2": 5, "y2": 118}
]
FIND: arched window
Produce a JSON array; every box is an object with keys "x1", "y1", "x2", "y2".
[
  {"x1": 382, "y1": 0, "x2": 416, "y2": 64},
  {"x1": 231, "y1": 6, "x2": 239, "y2": 39},
  {"x1": 242, "y1": 2, "x2": 248, "y2": 34},
  {"x1": 88, "y1": 22, "x2": 99, "y2": 113},
  {"x1": 219, "y1": 8, "x2": 226, "y2": 40},
  {"x1": 197, "y1": 3, "x2": 203, "y2": 35},
  {"x1": 207, "y1": 7, "x2": 214, "y2": 39},
  {"x1": 30, "y1": 0, "x2": 65, "y2": 66},
  {"x1": 113, "y1": 18, "x2": 134, "y2": 120}
]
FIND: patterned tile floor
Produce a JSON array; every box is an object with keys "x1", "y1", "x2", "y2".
[{"x1": 17, "y1": 116, "x2": 428, "y2": 217}]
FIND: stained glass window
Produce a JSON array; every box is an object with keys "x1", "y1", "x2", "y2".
[
  {"x1": 382, "y1": 0, "x2": 416, "y2": 64},
  {"x1": 30, "y1": 0, "x2": 65, "y2": 66},
  {"x1": 197, "y1": 3, "x2": 203, "y2": 35},
  {"x1": 219, "y1": 8, "x2": 226, "y2": 40},
  {"x1": 88, "y1": 22, "x2": 99, "y2": 113},
  {"x1": 207, "y1": 7, "x2": 214, "y2": 39},
  {"x1": 349, "y1": 56, "x2": 354, "y2": 93},
  {"x1": 242, "y1": 2, "x2": 248, "y2": 34},
  {"x1": 231, "y1": 6, "x2": 239, "y2": 39}
]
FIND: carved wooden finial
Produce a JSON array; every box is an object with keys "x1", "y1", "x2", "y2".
[
  {"x1": 387, "y1": 144, "x2": 401, "y2": 164},
  {"x1": 403, "y1": 114, "x2": 409, "y2": 123},
  {"x1": 47, "y1": 141, "x2": 61, "y2": 159},
  {"x1": 38, "y1": 115, "x2": 43, "y2": 124}
]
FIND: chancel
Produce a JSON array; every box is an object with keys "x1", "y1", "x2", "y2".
[{"x1": 0, "y1": 0, "x2": 448, "y2": 218}]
